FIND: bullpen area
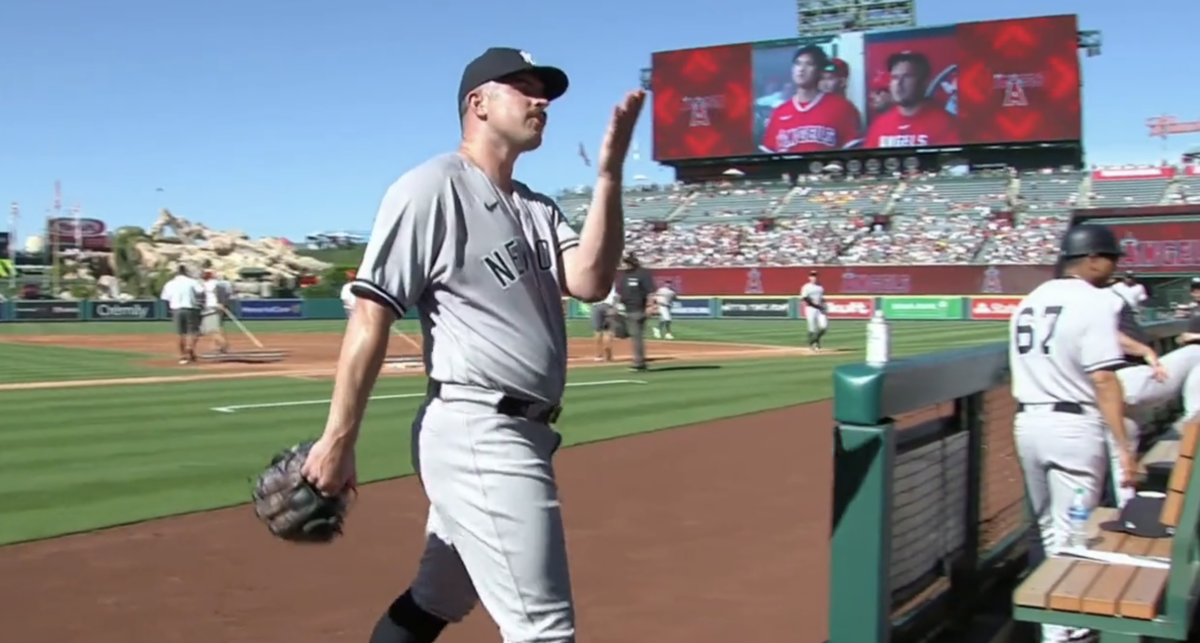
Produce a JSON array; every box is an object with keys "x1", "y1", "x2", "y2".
[{"x1": 0, "y1": 318, "x2": 1007, "y2": 643}]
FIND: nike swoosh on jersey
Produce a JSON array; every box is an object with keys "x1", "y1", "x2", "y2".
[
  {"x1": 484, "y1": 201, "x2": 499, "y2": 211},
  {"x1": 898, "y1": 124, "x2": 910, "y2": 130}
]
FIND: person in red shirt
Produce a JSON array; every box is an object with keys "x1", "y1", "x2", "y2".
[
  {"x1": 820, "y1": 57, "x2": 865, "y2": 126},
  {"x1": 760, "y1": 45, "x2": 862, "y2": 153},
  {"x1": 864, "y1": 51, "x2": 958, "y2": 149}
]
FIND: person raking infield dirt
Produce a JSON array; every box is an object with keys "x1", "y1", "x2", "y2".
[{"x1": 255, "y1": 47, "x2": 644, "y2": 643}]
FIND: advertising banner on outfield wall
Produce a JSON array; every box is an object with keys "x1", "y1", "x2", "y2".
[
  {"x1": 236, "y1": 299, "x2": 304, "y2": 320},
  {"x1": 13, "y1": 300, "x2": 84, "y2": 321},
  {"x1": 649, "y1": 265, "x2": 1053, "y2": 297},
  {"x1": 718, "y1": 297, "x2": 792, "y2": 318},
  {"x1": 88, "y1": 300, "x2": 162, "y2": 321},
  {"x1": 671, "y1": 298, "x2": 715, "y2": 318},
  {"x1": 881, "y1": 297, "x2": 963, "y2": 321},
  {"x1": 803, "y1": 297, "x2": 876, "y2": 320},
  {"x1": 968, "y1": 296, "x2": 1022, "y2": 321}
]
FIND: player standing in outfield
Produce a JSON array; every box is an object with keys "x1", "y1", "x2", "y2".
[
  {"x1": 160, "y1": 265, "x2": 203, "y2": 364},
  {"x1": 863, "y1": 51, "x2": 957, "y2": 149},
  {"x1": 199, "y1": 270, "x2": 232, "y2": 354},
  {"x1": 340, "y1": 280, "x2": 357, "y2": 320},
  {"x1": 299, "y1": 47, "x2": 643, "y2": 643},
  {"x1": 760, "y1": 45, "x2": 862, "y2": 153},
  {"x1": 652, "y1": 280, "x2": 677, "y2": 339},
  {"x1": 1009, "y1": 225, "x2": 1135, "y2": 643},
  {"x1": 800, "y1": 271, "x2": 828, "y2": 352}
]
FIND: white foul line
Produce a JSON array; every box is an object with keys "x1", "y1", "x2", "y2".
[{"x1": 210, "y1": 379, "x2": 649, "y2": 414}]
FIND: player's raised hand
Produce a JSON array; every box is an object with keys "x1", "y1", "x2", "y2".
[{"x1": 597, "y1": 90, "x2": 646, "y2": 181}]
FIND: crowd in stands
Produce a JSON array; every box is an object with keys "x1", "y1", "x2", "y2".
[{"x1": 551, "y1": 162, "x2": 1188, "y2": 266}]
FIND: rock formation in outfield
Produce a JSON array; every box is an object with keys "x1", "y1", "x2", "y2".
[{"x1": 54, "y1": 208, "x2": 332, "y2": 300}]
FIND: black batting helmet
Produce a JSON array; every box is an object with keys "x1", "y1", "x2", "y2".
[{"x1": 1059, "y1": 224, "x2": 1123, "y2": 259}]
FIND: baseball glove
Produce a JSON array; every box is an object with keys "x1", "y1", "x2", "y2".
[{"x1": 250, "y1": 440, "x2": 350, "y2": 543}]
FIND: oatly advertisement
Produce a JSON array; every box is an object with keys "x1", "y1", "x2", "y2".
[{"x1": 651, "y1": 265, "x2": 1053, "y2": 296}]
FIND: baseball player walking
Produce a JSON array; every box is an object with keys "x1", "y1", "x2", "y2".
[
  {"x1": 1010, "y1": 225, "x2": 1135, "y2": 643},
  {"x1": 300, "y1": 47, "x2": 643, "y2": 643},
  {"x1": 800, "y1": 271, "x2": 828, "y2": 352},
  {"x1": 652, "y1": 280, "x2": 677, "y2": 339}
]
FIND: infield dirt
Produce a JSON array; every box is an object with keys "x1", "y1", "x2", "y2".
[{"x1": 0, "y1": 333, "x2": 841, "y2": 390}]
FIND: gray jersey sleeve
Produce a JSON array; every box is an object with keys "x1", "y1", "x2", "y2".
[
  {"x1": 550, "y1": 201, "x2": 580, "y2": 254},
  {"x1": 350, "y1": 172, "x2": 446, "y2": 318}
]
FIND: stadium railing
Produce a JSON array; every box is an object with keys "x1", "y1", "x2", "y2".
[{"x1": 828, "y1": 320, "x2": 1187, "y2": 643}]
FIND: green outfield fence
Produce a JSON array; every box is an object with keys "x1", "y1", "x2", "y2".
[
  {"x1": 0, "y1": 294, "x2": 1132, "y2": 323},
  {"x1": 828, "y1": 319, "x2": 1188, "y2": 643}
]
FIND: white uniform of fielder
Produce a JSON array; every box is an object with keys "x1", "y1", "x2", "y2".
[
  {"x1": 340, "y1": 282, "x2": 356, "y2": 319},
  {"x1": 652, "y1": 284, "x2": 676, "y2": 339},
  {"x1": 1010, "y1": 277, "x2": 1124, "y2": 643},
  {"x1": 800, "y1": 276, "x2": 828, "y2": 351}
]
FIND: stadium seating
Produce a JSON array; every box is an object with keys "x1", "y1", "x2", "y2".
[
  {"x1": 1175, "y1": 170, "x2": 1200, "y2": 205},
  {"x1": 554, "y1": 165, "x2": 1190, "y2": 267},
  {"x1": 1088, "y1": 167, "x2": 1170, "y2": 206},
  {"x1": 890, "y1": 174, "x2": 1010, "y2": 217}
]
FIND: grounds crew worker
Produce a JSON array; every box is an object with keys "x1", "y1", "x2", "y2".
[
  {"x1": 200, "y1": 270, "x2": 232, "y2": 354},
  {"x1": 160, "y1": 265, "x2": 203, "y2": 364},
  {"x1": 618, "y1": 253, "x2": 655, "y2": 371}
]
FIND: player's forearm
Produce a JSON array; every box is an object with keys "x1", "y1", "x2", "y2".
[
  {"x1": 321, "y1": 302, "x2": 392, "y2": 445},
  {"x1": 1092, "y1": 372, "x2": 1131, "y2": 449},
  {"x1": 567, "y1": 176, "x2": 624, "y2": 301},
  {"x1": 1118, "y1": 333, "x2": 1156, "y2": 360}
]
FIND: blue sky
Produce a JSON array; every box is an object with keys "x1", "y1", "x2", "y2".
[{"x1": 1, "y1": 0, "x2": 1196, "y2": 241}]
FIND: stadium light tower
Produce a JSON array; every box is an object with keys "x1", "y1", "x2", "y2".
[{"x1": 797, "y1": 0, "x2": 915, "y2": 36}]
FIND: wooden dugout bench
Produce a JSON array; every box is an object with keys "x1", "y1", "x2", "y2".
[{"x1": 1012, "y1": 419, "x2": 1200, "y2": 642}]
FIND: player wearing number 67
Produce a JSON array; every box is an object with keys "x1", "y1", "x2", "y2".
[{"x1": 1008, "y1": 224, "x2": 1133, "y2": 643}]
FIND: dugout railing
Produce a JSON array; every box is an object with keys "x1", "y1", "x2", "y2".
[{"x1": 828, "y1": 320, "x2": 1188, "y2": 643}]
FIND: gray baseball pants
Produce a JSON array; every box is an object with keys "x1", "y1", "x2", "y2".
[
  {"x1": 406, "y1": 389, "x2": 575, "y2": 643},
  {"x1": 1107, "y1": 344, "x2": 1200, "y2": 504}
]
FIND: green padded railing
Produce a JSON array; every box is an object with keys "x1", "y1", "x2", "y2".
[{"x1": 829, "y1": 320, "x2": 1188, "y2": 643}]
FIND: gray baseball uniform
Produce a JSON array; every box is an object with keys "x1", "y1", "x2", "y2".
[
  {"x1": 1009, "y1": 278, "x2": 1124, "y2": 643},
  {"x1": 1107, "y1": 298, "x2": 1200, "y2": 505},
  {"x1": 351, "y1": 152, "x2": 579, "y2": 643}
]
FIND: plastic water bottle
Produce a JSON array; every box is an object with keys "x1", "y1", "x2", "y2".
[
  {"x1": 866, "y1": 310, "x2": 890, "y2": 366},
  {"x1": 1068, "y1": 488, "x2": 1090, "y2": 549}
]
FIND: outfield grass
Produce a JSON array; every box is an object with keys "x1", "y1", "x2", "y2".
[{"x1": 0, "y1": 320, "x2": 1006, "y2": 545}]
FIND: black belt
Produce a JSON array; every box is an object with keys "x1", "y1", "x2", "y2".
[
  {"x1": 427, "y1": 381, "x2": 562, "y2": 424},
  {"x1": 1016, "y1": 402, "x2": 1088, "y2": 415}
]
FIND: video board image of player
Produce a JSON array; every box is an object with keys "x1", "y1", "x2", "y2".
[
  {"x1": 751, "y1": 35, "x2": 866, "y2": 154},
  {"x1": 862, "y1": 26, "x2": 960, "y2": 149}
]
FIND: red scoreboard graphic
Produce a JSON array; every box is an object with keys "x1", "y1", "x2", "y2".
[{"x1": 652, "y1": 14, "x2": 1082, "y2": 161}]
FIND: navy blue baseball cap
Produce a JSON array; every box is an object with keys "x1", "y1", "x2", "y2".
[{"x1": 457, "y1": 48, "x2": 569, "y2": 109}]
